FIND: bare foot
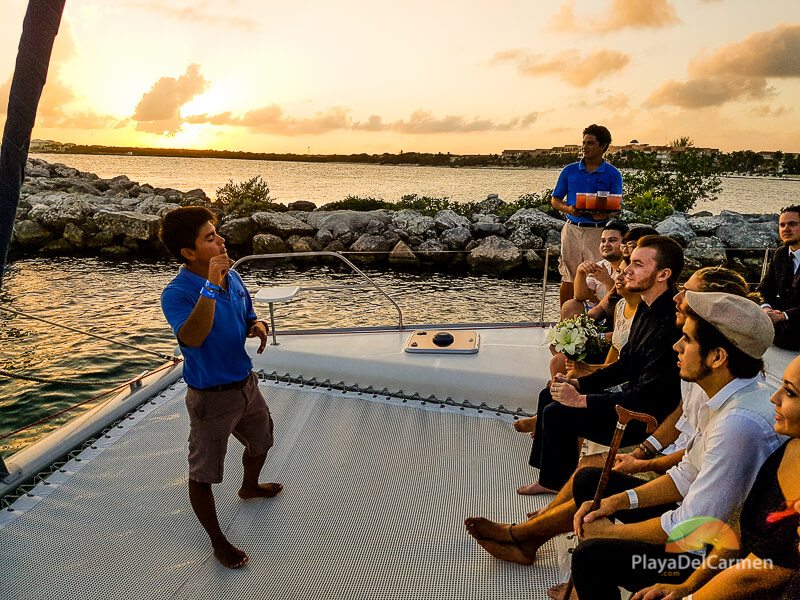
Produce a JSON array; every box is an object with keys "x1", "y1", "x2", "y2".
[
  {"x1": 238, "y1": 482, "x2": 283, "y2": 499},
  {"x1": 525, "y1": 508, "x2": 543, "y2": 519},
  {"x1": 464, "y1": 516, "x2": 514, "y2": 542},
  {"x1": 475, "y1": 538, "x2": 537, "y2": 565},
  {"x1": 547, "y1": 582, "x2": 578, "y2": 600},
  {"x1": 516, "y1": 482, "x2": 556, "y2": 496},
  {"x1": 513, "y1": 416, "x2": 537, "y2": 433},
  {"x1": 213, "y1": 539, "x2": 249, "y2": 569}
]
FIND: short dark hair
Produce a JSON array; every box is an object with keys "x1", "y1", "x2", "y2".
[
  {"x1": 160, "y1": 206, "x2": 216, "y2": 263},
  {"x1": 636, "y1": 234, "x2": 684, "y2": 286},
  {"x1": 780, "y1": 205, "x2": 800, "y2": 217},
  {"x1": 623, "y1": 226, "x2": 658, "y2": 245},
  {"x1": 603, "y1": 219, "x2": 629, "y2": 236},
  {"x1": 583, "y1": 124, "x2": 612, "y2": 151},
  {"x1": 688, "y1": 312, "x2": 764, "y2": 378}
]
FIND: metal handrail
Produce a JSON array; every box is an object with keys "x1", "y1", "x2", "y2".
[{"x1": 232, "y1": 251, "x2": 404, "y2": 329}]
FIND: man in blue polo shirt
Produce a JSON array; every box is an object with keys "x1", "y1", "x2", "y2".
[
  {"x1": 160, "y1": 206, "x2": 280, "y2": 570},
  {"x1": 551, "y1": 124, "x2": 623, "y2": 306}
]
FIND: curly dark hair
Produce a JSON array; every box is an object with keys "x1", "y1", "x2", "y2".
[
  {"x1": 583, "y1": 124, "x2": 612, "y2": 151},
  {"x1": 159, "y1": 206, "x2": 216, "y2": 263}
]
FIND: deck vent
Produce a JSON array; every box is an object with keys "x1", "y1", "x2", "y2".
[{"x1": 404, "y1": 330, "x2": 480, "y2": 354}]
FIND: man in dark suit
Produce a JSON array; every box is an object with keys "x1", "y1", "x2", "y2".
[{"x1": 758, "y1": 205, "x2": 800, "y2": 351}]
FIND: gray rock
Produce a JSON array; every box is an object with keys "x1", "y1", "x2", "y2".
[
  {"x1": 655, "y1": 213, "x2": 696, "y2": 246},
  {"x1": 717, "y1": 221, "x2": 777, "y2": 249},
  {"x1": 51, "y1": 164, "x2": 79, "y2": 178},
  {"x1": 42, "y1": 238, "x2": 74, "y2": 253},
  {"x1": 471, "y1": 222, "x2": 507, "y2": 237},
  {"x1": 288, "y1": 236, "x2": 320, "y2": 254},
  {"x1": 314, "y1": 228, "x2": 334, "y2": 247},
  {"x1": 136, "y1": 196, "x2": 180, "y2": 217},
  {"x1": 388, "y1": 240, "x2": 420, "y2": 267},
  {"x1": 509, "y1": 225, "x2": 544, "y2": 250},
  {"x1": 365, "y1": 219, "x2": 386, "y2": 235},
  {"x1": 505, "y1": 208, "x2": 565, "y2": 238},
  {"x1": 434, "y1": 209, "x2": 471, "y2": 231},
  {"x1": 306, "y1": 209, "x2": 393, "y2": 234},
  {"x1": 62, "y1": 222, "x2": 85, "y2": 248},
  {"x1": 686, "y1": 215, "x2": 725, "y2": 235},
  {"x1": 86, "y1": 231, "x2": 115, "y2": 248},
  {"x1": 467, "y1": 236, "x2": 523, "y2": 274},
  {"x1": 323, "y1": 240, "x2": 347, "y2": 254},
  {"x1": 416, "y1": 240, "x2": 449, "y2": 263},
  {"x1": 67, "y1": 181, "x2": 101, "y2": 195},
  {"x1": 288, "y1": 200, "x2": 317, "y2": 212},
  {"x1": 440, "y1": 226, "x2": 472, "y2": 250},
  {"x1": 13, "y1": 220, "x2": 53, "y2": 247},
  {"x1": 472, "y1": 213, "x2": 499, "y2": 224},
  {"x1": 684, "y1": 236, "x2": 727, "y2": 270},
  {"x1": 219, "y1": 217, "x2": 257, "y2": 245},
  {"x1": 93, "y1": 210, "x2": 161, "y2": 240},
  {"x1": 122, "y1": 237, "x2": 141, "y2": 251},
  {"x1": 475, "y1": 194, "x2": 507, "y2": 214},
  {"x1": 26, "y1": 163, "x2": 49, "y2": 178},
  {"x1": 185, "y1": 188, "x2": 209, "y2": 201},
  {"x1": 106, "y1": 174, "x2": 134, "y2": 190},
  {"x1": 252, "y1": 233, "x2": 289, "y2": 255},
  {"x1": 29, "y1": 196, "x2": 92, "y2": 230},
  {"x1": 100, "y1": 245, "x2": 131, "y2": 258},
  {"x1": 524, "y1": 249, "x2": 545, "y2": 272},
  {"x1": 350, "y1": 233, "x2": 391, "y2": 255},
  {"x1": 392, "y1": 209, "x2": 435, "y2": 236},
  {"x1": 251, "y1": 211, "x2": 314, "y2": 236}
]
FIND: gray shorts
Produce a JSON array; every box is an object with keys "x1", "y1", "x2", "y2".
[{"x1": 185, "y1": 372, "x2": 273, "y2": 484}]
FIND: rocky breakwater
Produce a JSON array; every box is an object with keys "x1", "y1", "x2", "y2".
[{"x1": 11, "y1": 158, "x2": 780, "y2": 279}]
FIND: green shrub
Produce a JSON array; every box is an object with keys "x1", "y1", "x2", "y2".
[
  {"x1": 317, "y1": 195, "x2": 392, "y2": 211},
  {"x1": 623, "y1": 190, "x2": 674, "y2": 223},
  {"x1": 495, "y1": 190, "x2": 556, "y2": 219},
  {"x1": 214, "y1": 176, "x2": 277, "y2": 218}
]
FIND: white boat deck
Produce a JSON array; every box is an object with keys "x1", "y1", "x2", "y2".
[{"x1": 0, "y1": 375, "x2": 562, "y2": 600}]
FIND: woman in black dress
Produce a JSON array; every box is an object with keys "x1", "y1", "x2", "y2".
[{"x1": 632, "y1": 355, "x2": 800, "y2": 599}]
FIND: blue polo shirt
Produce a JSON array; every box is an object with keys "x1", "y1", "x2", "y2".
[
  {"x1": 553, "y1": 160, "x2": 623, "y2": 224},
  {"x1": 161, "y1": 267, "x2": 257, "y2": 389}
]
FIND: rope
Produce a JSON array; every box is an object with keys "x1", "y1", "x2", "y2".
[
  {"x1": 0, "y1": 359, "x2": 181, "y2": 442},
  {"x1": 0, "y1": 304, "x2": 175, "y2": 361},
  {"x1": 0, "y1": 368, "x2": 142, "y2": 386}
]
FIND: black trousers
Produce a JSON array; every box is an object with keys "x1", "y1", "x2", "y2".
[
  {"x1": 774, "y1": 318, "x2": 800, "y2": 351},
  {"x1": 529, "y1": 387, "x2": 649, "y2": 489},
  {"x1": 571, "y1": 467, "x2": 693, "y2": 600}
]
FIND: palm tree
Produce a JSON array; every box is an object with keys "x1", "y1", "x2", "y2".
[{"x1": 0, "y1": 0, "x2": 66, "y2": 286}]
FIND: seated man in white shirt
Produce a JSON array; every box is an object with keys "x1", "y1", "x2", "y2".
[
  {"x1": 465, "y1": 292, "x2": 782, "y2": 600},
  {"x1": 561, "y1": 220, "x2": 628, "y2": 322}
]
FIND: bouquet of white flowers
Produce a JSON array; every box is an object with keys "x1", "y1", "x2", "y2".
[{"x1": 544, "y1": 313, "x2": 608, "y2": 362}]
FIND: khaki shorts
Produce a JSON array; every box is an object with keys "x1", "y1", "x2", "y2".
[
  {"x1": 558, "y1": 222, "x2": 604, "y2": 282},
  {"x1": 185, "y1": 372, "x2": 274, "y2": 484}
]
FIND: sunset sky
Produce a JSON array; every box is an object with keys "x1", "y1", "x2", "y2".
[{"x1": 1, "y1": 0, "x2": 799, "y2": 154}]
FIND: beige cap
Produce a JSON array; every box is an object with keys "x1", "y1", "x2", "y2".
[{"x1": 685, "y1": 291, "x2": 774, "y2": 358}]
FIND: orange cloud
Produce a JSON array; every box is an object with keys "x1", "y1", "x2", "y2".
[
  {"x1": 185, "y1": 107, "x2": 540, "y2": 136},
  {"x1": 648, "y1": 23, "x2": 800, "y2": 108},
  {"x1": 132, "y1": 64, "x2": 209, "y2": 134},
  {"x1": 491, "y1": 48, "x2": 630, "y2": 87},
  {"x1": 125, "y1": 1, "x2": 256, "y2": 31},
  {"x1": 0, "y1": 23, "x2": 117, "y2": 130},
  {"x1": 551, "y1": 0, "x2": 679, "y2": 34}
]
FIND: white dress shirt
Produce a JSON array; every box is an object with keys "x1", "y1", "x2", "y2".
[{"x1": 661, "y1": 377, "x2": 783, "y2": 536}]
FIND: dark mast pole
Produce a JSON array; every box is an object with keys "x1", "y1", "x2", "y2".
[{"x1": 0, "y1": 0, "x2": 67, "y2": 286}]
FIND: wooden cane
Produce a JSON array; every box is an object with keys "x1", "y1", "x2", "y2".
[{"x1": 561, "y1": 405, "x2": 658, "y2": 599}]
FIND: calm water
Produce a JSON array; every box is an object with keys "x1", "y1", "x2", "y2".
[
  {"x1": 4, "y1": 154, "x2": 795, "y2": 457},
  {"x1": 30, "y1": 153, "x2": 800, "y2": 214},
  {"x1": 0, "y1": 257, "x2": 560, "y2": 455}
]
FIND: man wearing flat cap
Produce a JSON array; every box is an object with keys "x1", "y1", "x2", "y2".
[
  {"x1": 567, "y1": 291, "x2": 785, "y2": 598},
  {"x1": 465, "y1": 290, "x2": 784, "y2": 600}
]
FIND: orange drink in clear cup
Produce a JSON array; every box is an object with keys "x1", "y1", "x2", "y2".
[
  {"x1": 596, "y1": 191, "x2": 609, "y2": 210},
  {"x1": 576, "y1": 193, "x2": 588, "y2": 210},
  {"x1": 585, "y1": 193, "x2": 598, "y2": 210},
  {"x1": 607, "y1": 194, "x2": 622, "y2": 210}
]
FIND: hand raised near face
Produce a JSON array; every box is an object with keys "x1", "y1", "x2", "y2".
[{"x1": 208, "y1": 252, "x2": 233, "y2": 287}]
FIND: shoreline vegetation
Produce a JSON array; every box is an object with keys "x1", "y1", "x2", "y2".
[
  {"x1": 31, "y1": 141, "x2": 800, "y2": 178},
  {"x1": 11, "y1": 158, "x2": 780, "y2": 282}
]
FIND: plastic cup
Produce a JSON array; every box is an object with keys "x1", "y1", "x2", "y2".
[
  {"x1": 576, "y1": 193, "x2": 587, "y2": 210},
  {"x1": 596, "y1": 191, "x2": 609, "y2": 210},
  {"x1": 585, "y1": 193, "x2": 598, "y2": 210},
  {"x1": 607, "y1": 194, "x2": 622, "y2": 210}
]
